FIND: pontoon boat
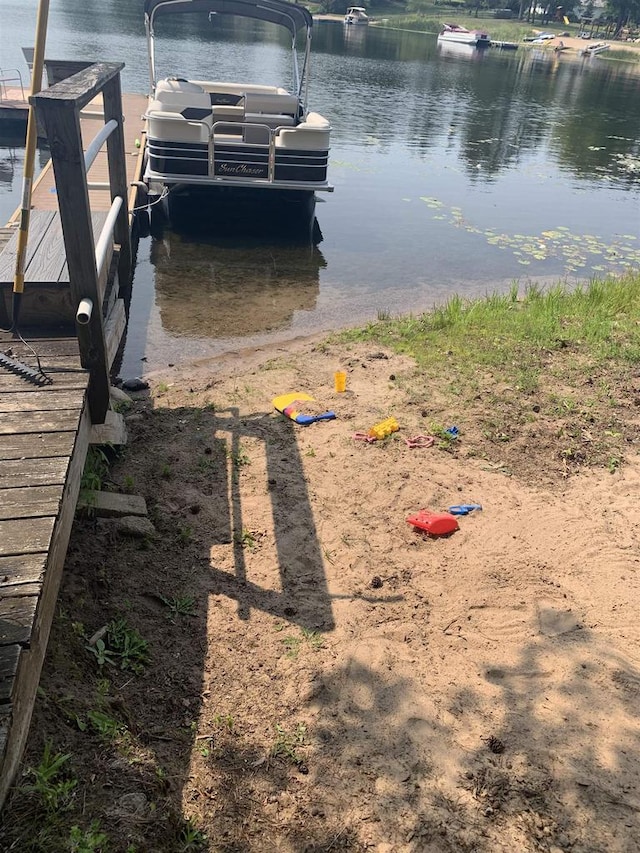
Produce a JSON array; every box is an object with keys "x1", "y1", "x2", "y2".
[
  {"x1": 581, "y1": 42, "x2": 610, "y2": 56},
  {"x1": 142, "y1": 0, "x2": 332, "y2": 215}
]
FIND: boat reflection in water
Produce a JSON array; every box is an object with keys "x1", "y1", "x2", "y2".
[
  {"x1": 436, "y1": 40, "x2": 491, "y2": 60},
  {"x1": 148, "y1": 192, "x2": 326, "y2": 340}
]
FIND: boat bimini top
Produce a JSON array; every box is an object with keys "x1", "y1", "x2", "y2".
[{"x1": 144, "y1": 0, "x2": 314, "y2": 104}]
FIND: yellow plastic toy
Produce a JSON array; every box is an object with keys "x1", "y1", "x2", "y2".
[{"x1": 368, "y1": 416, "x2": 399, "y2": 440}]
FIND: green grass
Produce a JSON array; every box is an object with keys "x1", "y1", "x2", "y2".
[
  {"x1": 270, "y1": 722, "x2": 307, "y2": 767},
  {"x1": 80, "y1": 447, "x2": 110, "y2": 492},
  {"x1": 20, "y1": 743, "x2": 77, "y2": 814},
  {"x1": 337, "y1": 273, "x2": 640, "y2": 474},
  {"x1": 159, "y1": 593, "x2": 197, "y2": 620},
  {"x1": 340, "y1": 276, "x2": 640, "y2": 383},
  {"x1": 86, "y1": 617, "x2": 150, "y2": 674},
  {"x1": 281, "y1": 627, "x2": 325, "y2": 658}
]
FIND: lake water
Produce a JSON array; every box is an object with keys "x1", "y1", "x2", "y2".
[{"x1": 1, "y1": 1, "x2": 639, "y2": 376}]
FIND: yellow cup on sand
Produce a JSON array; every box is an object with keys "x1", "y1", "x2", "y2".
[{"x1": 334, "y1": 371, "x2": 347, "y2": 393}]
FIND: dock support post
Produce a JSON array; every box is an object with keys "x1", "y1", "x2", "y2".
[
  {"x1": 103, "y1": 74, "x2": 132, "y2": 291},
  {"x1": 32, "y1": 62, "x2": 126, "y2": 425}
]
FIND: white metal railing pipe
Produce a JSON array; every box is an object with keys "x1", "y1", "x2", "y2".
[
  {"x1": 95, "y1": 195, "x2": 123, "y2": 280},
  {"x1": 76, "y1": 298, "x2": 93, "y2": 325},
  {"x1": 84, "y1": 118, "x2": 118, "y2": 171}
]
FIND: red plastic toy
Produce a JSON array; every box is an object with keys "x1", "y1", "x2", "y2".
[{"x1": 407, "y1": 510, "x2": 459, "y2": 536}]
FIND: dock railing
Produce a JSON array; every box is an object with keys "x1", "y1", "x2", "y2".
[{"x1": 31, "y1": 61, "x2": 133, "y2": 424}]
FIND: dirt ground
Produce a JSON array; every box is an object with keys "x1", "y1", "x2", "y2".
[{"x1": 4, "y1": 334, "x2": 640, "y2": 852}]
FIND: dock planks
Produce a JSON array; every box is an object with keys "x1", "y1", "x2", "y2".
[
  {"x1": 0, "y1": 328, "x2": 91, "y2": 806},
  {"x1": 0, "y1": 83, "x2": 144, "y2": 807}
]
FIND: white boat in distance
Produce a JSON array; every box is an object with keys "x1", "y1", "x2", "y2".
[
  {"x1": 437, "y1": 23, "x2": 490, "y2": 47},
  {"x1": 581, "y1": 41, "x2": 610, "y2": 56},
  {"x1": 344, "y1": 6, "x2": 369, "y2": 25},
  {"x1": 142, "y1": 0, "x2": 333, "y2": 205}
]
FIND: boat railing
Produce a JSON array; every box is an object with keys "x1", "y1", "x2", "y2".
[
  {"x1": 211, "y1": 120, "x2": 290, "y2": 183},
  {"x1": 0, "y1": 68, "x2": 25, "y2": 101}
]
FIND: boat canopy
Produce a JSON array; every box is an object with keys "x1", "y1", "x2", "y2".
[{"x1": 143, "y1": 0, "x2": 313, "y2": 39}]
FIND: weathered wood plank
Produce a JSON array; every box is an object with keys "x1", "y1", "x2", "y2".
[
  {"x1": 0, "y1": 597, "x2": 39, "y2": 647},
  {"x1": 0, "y1": 457, "x2": 70, "y2": 490},
  {"x1": 90, "y1": 409, "x2": 127, "y2": 446},
  {"x1": 0, "y1": 705, "x2": 11, "y2": 761},
  {"x1": 0, "y1": 405, "x2": 90, "y2": 806},
  {"x1": 0, "y1": 432, "x2": 76, "y2": 461},
  {"x1": 0, "y1": 370, "x2": 88, "y2": 392},
  {"x1": 34, "y1": 61, "x2": 125, "y2": 113},
  {"x1": 0, "y1": 388, "x2": 86, "y2": 413},
  {"x1": 0, "y1": 518, "x2": 56, "y2": 556},
  {"x1": 0, "y1": 646, "x2": 20, "y2": 703},
  {"x1": 0, "y1": 337, "x2": 81, "y2": 360},
  {"x1": 78, "y1": 490, "x2": 146, "y2": 518},
  {"x1": 23, "y1": 212, "x2": 66, "y2": 284},
  {"x1": 104, "y1": 298, "x2": 126, "y2": 370},
  {"x1": 0, "y1": 554, "x2": 47, "y2": 588},
  {"x1": 0, "y1": 410, "x2": 80, "y2": 436},
  {"x1": 0, "y1": 583, "x2": 42, "y2": 598},
  {"x1": 0, "y1": 485, "x2": 63, "y2": 521},
  {"x1": 0, "y1": 211, "x2": 55, "y2": 284},
  {"x1": 0, "y1": 283, "x2": 76, "y2": 328}
]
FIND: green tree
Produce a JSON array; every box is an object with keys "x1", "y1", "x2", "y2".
[{"x1": 606, "y1": 0, "x2": 640, "y2": 34}]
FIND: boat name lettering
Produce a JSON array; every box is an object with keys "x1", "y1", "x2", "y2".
[{"x1": 218, "y1": 163, "x2": 265, "y2": 176}]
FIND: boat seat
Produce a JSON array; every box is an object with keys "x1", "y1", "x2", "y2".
[
  {"x1": 243, "y1": 114, "x2": 296, "y2": 145},
  {"x1": 192, "y1": 80, "x2": 282, "y2": 96},
  {"x1": 146, "y1": 104, "x2": 213, "y2": 144},
  {"x1": 243, "y1": 92, "x2": 299, "y2": 117},
  {"x1": 154, "y1": 79, "x2": 211, "y2": 109},
  {"x1": 212, "y1": 104, "x2": 245, "y2": 122},
  {"x1": 276, "y1": 112, "x2": 330, "y2": 151}
]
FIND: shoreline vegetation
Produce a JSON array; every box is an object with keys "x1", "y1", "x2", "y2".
[
  {"x1": 2, "y1": 273, "x2": 640, "y2": 850},
  {"x1": 313, "y1": 6, "x2": 640, "y2": 61}
]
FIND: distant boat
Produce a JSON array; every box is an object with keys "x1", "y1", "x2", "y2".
[
  {"x1": 581, "y1": 42, "x2": 610, "y2": 56},
  {"x1": 344, "y1": 6, "x2": 368, "y2": 25},
  {"x1": 523, "y1": 31, "x2": 555, "y2": 43},
  {"x1": 437, "y1": 23, "x2": 490, "y2": 47}
]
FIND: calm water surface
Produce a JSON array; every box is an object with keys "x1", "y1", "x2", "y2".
[{"x1": 1, "y1": 1, "x2": 639, "y2": 375}]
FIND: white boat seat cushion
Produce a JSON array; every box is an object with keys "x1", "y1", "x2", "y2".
[
  {"x1": 154, "y1": 79, "x2": 212, "y2": 111},
  {"x1": 243, "y1": 114, "x2": 296, "y2": 145},
  {"x1": 146, "y1": 104, "x2": 213, "y2": 144},
  {"x1": 276, "y1": 112, "x2": 330, "y2": 150},
  {"x1": 243, "y1": 113, "x2": 296, "y2": 128},
  {"x1": 243, "y1": 92, "x2": 299, "y2": 117},
  {"x1": 212, "y1": 104, "x2": 245, "y2": 122},
  {"x1": 156, "y1": 78, "x2": 205, "y2": 94}
]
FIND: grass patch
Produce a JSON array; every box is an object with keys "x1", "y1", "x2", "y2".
[
  {"x1": 85, "y1": 617, "x2": 150, "y2": 674},
  {"x1": 270, "y1": 722, "x2": 307, "y2": 768},
  {"x1": 281, "y1": 627, "x2": 325, "y2": 658},
  {"x1": 341, "y1": 278, "x2": 640, "y2": 380},
  {"x1": 338, "y1": 274, "x2": 640, "y2": 476}
]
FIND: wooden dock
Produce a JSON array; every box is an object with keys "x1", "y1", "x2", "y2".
[{"x1": 0, "y1": 63, "x2": 146, "y2": 807}]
